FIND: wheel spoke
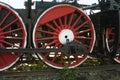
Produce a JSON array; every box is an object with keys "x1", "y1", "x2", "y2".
[
  {"x1": 59, "y1": 18, "x2": 63, "y2": 29},
  {"x1": 0, "y1": 40, "x2": 20, "y2": 48},
  {"x1": 53, "y1": 20, "x2": 61, "y2": 30},
  {"x1": 0, "y1": 36, "x2": 24, "y2": 40},
  {"x1": 46, "y1": 23, "x2": 59, "y2": 33},
  {"x1": 75, "y1": 29, "x2": 91, "y2": 35},
  {"x1": 42, "y1": 40, "x2": 57, "y2": 48},
  {"x1": 53, "y1": 20, "x2": 59, "y2": 27},
  {"x1": 0, "y1": 43, "x2": 5, "y2": 48},
  {"x1": 0, "y1": 7, "x2": 2, "y2": 11},
  {"x1": 74, "y1": 39, "x2": 89, "y2": 48},
  {"x1": 59, "y1": 54, "x2": 64, "y2": 65},
  {"x1": 54, "y1": 42, "x2": 61, "y2": 48},
  {"x1": 108, "y1": 39, "x2": 114, "y2": 43},
  {"x1": 64, "y1": 15, "x2": 67, "y2": 27},
  {"x1": 0, "y1": 19, "x2": 18, "y2": 31},
  {"x1": 36, "y1": 37, "x2": 57, "y2": 41},
  {"x1": 37, "y1": 29, "x2": 57, "y2": 36},
  {"x1": 110, "y1": 46, "x2": 113, "y2": 50},
  {"x1": 43, "y1": 53, "x2": 49, "y2": 58},
  {"x1": 72, "y1": 14, "x2": 83, "y2": 28},
  {"x1": 0, "y1": 28, "x2": 22, "y2": 36},
  {"x1": 73, "y1": 55, "x2": 79, "y2": 63},
  {"x1": 0, "y1": 11, "x2": 11, "y2": 26},
  {"x1": 77, "y1": 36, "x2": 92, "y2": 40},
  {"x1": 67, "y1": 56, "x2": 71, "y2": 65},
  {"x1": 75, "y1": 21, "x2": 88, "y2": 31},
  {"x1": 52, "y1": 53, "x2": 57, "y2": 62},
  {"x1": 68, "y1": 13, "x2": 74, "y2": 26}
]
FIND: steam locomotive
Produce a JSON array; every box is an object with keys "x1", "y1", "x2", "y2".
[{"x1": 0, "y1": 0, "x2": 119, "y2": 71}]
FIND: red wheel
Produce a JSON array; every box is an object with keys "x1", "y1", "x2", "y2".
[
  {"x1": 106, "y1": 28, "x2": 120, "y2": 63},
  {"x1": 0, "y1": 3, "x2": 27, "y2": 71},
  {"x1": 33, "y1": 4, "x2": 95, "y2": 69}
]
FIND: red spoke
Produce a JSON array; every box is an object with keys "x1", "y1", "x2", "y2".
[
  {"x1": 72, "y1": 14, "x2": 83, "y2": 28},
  {"x1": 42, "y1": 40, "x2": 57, "y2": 48},
  {"x1": 74, "y1": 39, "x2": 89, "y2": 48},
  {"x1": 68, "y1": 13, "x2": 74, "y2": 26},
  {"x1": 36, "y1": 37, "x2": 57, "y2": 41},
  {"x1": 54, "y1": 42, "x2": 61, "y2": 48},
  {"x1": 46, "y1": 23, "x2": 59, "y2": 33},
  {"x1": 59, "y1": 18, "x2": 63, "y2": 26},
  {"x1": 110, "y1": 33, "x2": 115, "y2": 35},
  {"x1": 0, "y1": 7, "x2": 2, "y2": 11},
  {"x1": 108, "y1": 39, "x2": 114, "y2": 43},
  {"x1": 73, "y1": 55, "x2": 79, "y2": 62},
  {"x1": 37, "y1": 29, "x2": 57, "y2": 36},
  {"x1": 53, "y1": 20, "x2": 61, "y2": 30},
  {"x1": 45, "y1": 40, "x2": 57, "y2": 46},
  {"x1": 0, "y1": 19, "x2": 18, "y2": 31},
  {"x1": 59, "y1": 44, "x2": 63, "y2": 48},
  {"x1": 107, "y1": 28, "x2": 113, "y2": 34},
  {"x1": 0, "y1": 43, "x2": 5, "y2": 48},
  {"x1": 59, "y1": 54, "x2": 64, "y2": 65},
  {"x1": 75, "y1": 21, "x2": 88, "y2": 31},
  {"x1": 43, "y1": 53, "x2": 49, "y2": 58},
  {"x1": 77, "y1": 36, "x2": 92, "y2": 40},
  {"x1": 0, "y1": 40, "x2": 20, "y2": 48},
  {"x1": 52, "y1": 53, "x2": 57, "y2": 62},
  {"x1": 59, "y1": 18, "x2": 64, "y2": 29},
  {"x1": 107, "y1": 30, "x2": 114, "y2": 35},
  {"x1": 68, "y1": 56, "x2": 71, "y2": 65},
  {"x1": 110, "y1": 46, "x2": 113, "y2": 50},
  {"x1": 0, "y1": 11, "x2": 11, "y2": 26},
  {"x1": 0, "y1": 28, "x2": 22, "y2": 36},
  {"x1": 64, "y1": 15, "x2": 67, "y2": 27},
  {"x1": 53, "y1": 20, "x2": 59, "y2": 27},
  {"x1": 0, "y1": 36, "x2": 24, "y2": 40},
  {"x1": 84, "y1": 45, "x2": 89, "y2": 48},
  {"x1": 75, "y1": 29, "x2": 91, "y2": 35},
  {"x1": 8, "y1": 37, "x2": 24, "y2": 40}
]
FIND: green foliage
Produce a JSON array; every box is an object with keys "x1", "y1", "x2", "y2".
[{"x1": 57, "y1": 67, "x2": 79, "y2": 80}]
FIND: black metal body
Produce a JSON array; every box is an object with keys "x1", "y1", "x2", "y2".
[{"x1": 90, "y1": 0, "x2": 120, "y2": 58}]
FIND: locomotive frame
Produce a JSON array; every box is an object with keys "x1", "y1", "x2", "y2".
[{"x1": 0, "y1": 0, "x2": 119, "y2": 71}]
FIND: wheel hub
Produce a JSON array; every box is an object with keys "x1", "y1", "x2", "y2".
[{"x1": 59, "y1": 29, "x2": 74, "y2": 44}]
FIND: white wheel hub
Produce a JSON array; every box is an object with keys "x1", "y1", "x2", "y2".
[{"x1": 59, "y1": 29, "x2": 74, "y2": 44}]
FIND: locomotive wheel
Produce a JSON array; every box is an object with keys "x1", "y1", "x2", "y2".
[
  {"x1": 0, "y1": 3, "x2": 27, "y2": 71},
  {"x1": 105, "y1": 28, "x2": 120, "y2": 63},
  {"x1": 33, "y1": 4, "x2": 95, "y2": 69}
]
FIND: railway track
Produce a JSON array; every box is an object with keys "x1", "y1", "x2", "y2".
[{"x1": 0, "y1": 64, "x2": 120, "y2": 76}]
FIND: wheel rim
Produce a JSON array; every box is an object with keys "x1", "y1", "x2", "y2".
[
  {"x1": 0, "y1": 3, "x2": 27, "y2": 71},
  {"x1": 106, "y1": 28, "x2": 120, "y2": 63},
  {"x1": 33, "y1": 4, "x2": 95, "y2": 69}
]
